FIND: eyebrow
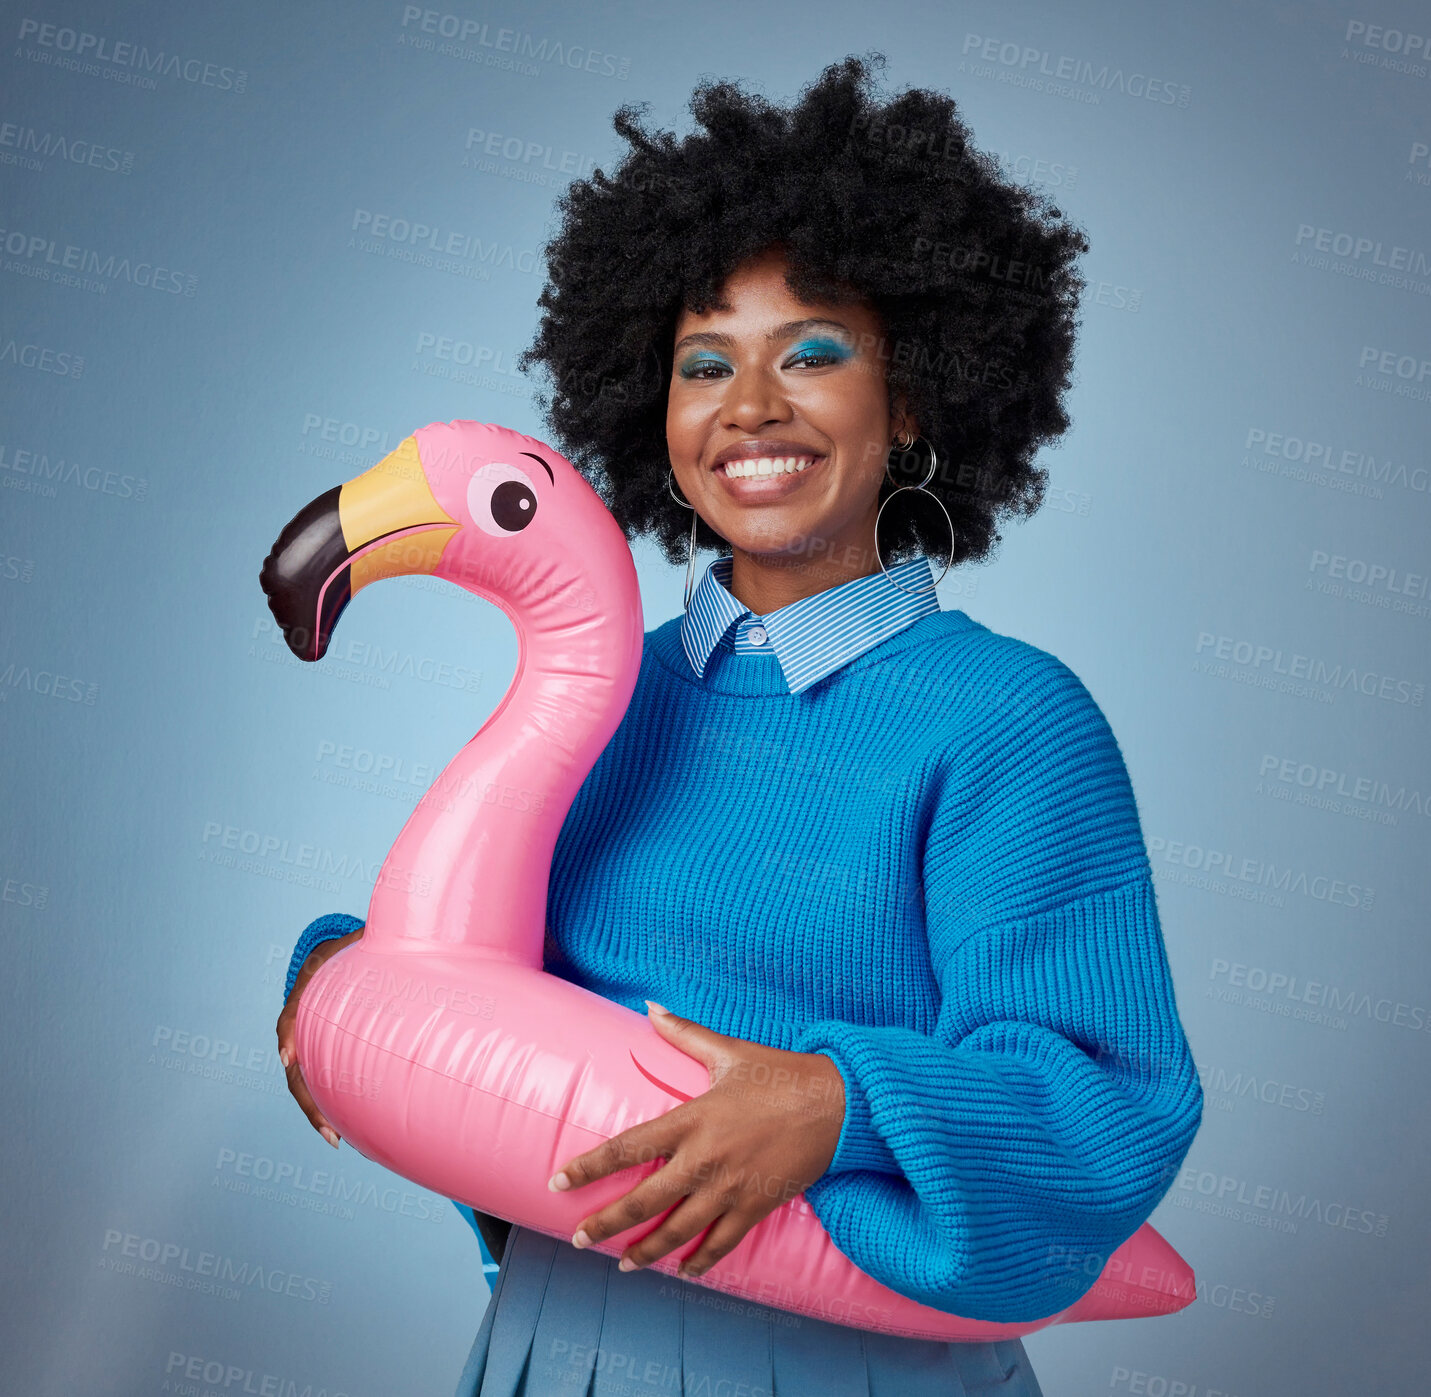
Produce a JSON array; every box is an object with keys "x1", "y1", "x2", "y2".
[
  {"x1": 672, "y1": 317, "x2": 854, "y2": 355},
  {"x1": 520, "y1": 451, "x2": 555, "y2": 484}
]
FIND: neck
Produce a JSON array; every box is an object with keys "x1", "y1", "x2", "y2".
[{"x1": 725, "y1": 519, "x2": 881, "y2": 613}]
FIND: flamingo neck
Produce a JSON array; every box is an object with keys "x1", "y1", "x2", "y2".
[{"x1": 358, "y1": 612, "x2": 634, "y2": 966}]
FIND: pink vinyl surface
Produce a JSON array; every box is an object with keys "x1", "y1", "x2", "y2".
[{"x1": 288, "y1": 420, "x2": 1195, "y2": 1339}]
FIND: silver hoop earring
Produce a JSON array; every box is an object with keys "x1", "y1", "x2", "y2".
[
  {"x1": 875, "y1": 434, "x2": 955, "y2": 595},
  {"x1": 668, "y1": 468, "x2": 699, "y2": 609}
]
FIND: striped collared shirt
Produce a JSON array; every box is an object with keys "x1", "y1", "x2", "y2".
[{"x1": 679, "y1": 553, "x2": 942, "y2": 695}]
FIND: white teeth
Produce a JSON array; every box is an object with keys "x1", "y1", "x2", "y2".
[{"x1": 721, "y1": 455, "x2": 820, "y2": 478}]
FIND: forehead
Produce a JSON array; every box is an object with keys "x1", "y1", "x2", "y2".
[{"x1": 673, "y1": 255, "x2": 881, "y2": 341}]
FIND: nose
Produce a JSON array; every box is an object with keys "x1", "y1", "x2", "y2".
[{"x1": 718, "y1": 362, "x2": 795, "y2": 432}]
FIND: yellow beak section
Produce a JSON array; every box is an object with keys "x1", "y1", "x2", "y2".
[{"x1": 339, "y1": 435, "x2": 460, "y2": 593}]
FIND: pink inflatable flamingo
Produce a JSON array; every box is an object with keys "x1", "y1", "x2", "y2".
[{"x1": 259, "y1": 420, "x2": 1195, "y2": 1340}]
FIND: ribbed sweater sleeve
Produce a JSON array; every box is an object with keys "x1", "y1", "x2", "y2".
[
  {"x1": 793, "y1": 652, "x2": 1203, "y2": 1323},
  {"x1": 282, "y1": 912, "x2": 365, "y2": 1005}
]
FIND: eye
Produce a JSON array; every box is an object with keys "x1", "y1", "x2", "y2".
[
  {"x1": 679, "y1": 356, "x2": 731, "y2": 380},
  {"x1": 467, "y1": 463, "x2": 539, "y2": 536},
  {"x1": 786, "y1": 339, "x2": 851, "y2": 370}
]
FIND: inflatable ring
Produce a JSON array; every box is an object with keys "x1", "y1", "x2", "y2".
[{"x1": 260, "y1": 419, "x2": 1195, "y2": 1340}]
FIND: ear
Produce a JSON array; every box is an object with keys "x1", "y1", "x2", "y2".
[{"x1": 889, "y1": 396, "x2": 919, "y2": 443}]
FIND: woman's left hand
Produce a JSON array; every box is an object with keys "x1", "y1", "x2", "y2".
[{"x1": 548, "y1": 1001, "x2": 847, "y2": 1280}]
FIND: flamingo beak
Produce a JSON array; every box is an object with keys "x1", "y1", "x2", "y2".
[{"x1": 259, "y1": 436, "x2": 460, "y2": 661}]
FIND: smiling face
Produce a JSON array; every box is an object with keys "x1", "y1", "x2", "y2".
[{"x1": 665, "y1": 245, "x2": 915, "y2": 609}]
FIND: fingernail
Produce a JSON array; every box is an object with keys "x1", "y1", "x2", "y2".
[
  {"x1": 320, "y1": 1127, "x2": 339, "y2": 1149},
  {"x1": 618, "y1": 1256, "x2": 638, "y2": 1272},
  {"x1": 572, "y1": 1229, "x2": 591, "y2": 1249},
  {"x1": 279, "y1": 1048, "x2": 290, "y2": 1069},
  {"x1": 548, "y1": 1172, "x2": 570, "y2": 1192},
  {"x1": 644, "y1": 1000, "x2": 669, "y2": 1016}
]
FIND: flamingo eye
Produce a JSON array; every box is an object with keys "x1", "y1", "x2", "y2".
[{"x1": 468, "y1": 463, "x2": 539, "y2": 536}]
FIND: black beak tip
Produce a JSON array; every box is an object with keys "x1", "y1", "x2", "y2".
[
  {"x1": 258, "y1": 486, "x2": 349, "y2": 662},
  {"x1": 259, "y1": 547, "x2": 328, "y2": 661}
]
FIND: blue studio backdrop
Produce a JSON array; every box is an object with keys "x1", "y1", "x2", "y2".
[{"x1": 3, "y1": 1, "x2": 1429, "y2": 1393}]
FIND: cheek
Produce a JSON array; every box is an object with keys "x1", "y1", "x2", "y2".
[
  {"x1": 665, "y1": 400, "x2": 716, "y2": 489},
  {"x1": 665, "y1": 391, "x2": 703, "y2": 454},
  {"x1": 799, "y1": 379, "x2": 887, "y2": 470}
]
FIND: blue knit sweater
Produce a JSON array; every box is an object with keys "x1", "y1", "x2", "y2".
[{"x1": 287, "y1": 606, "x2": 1202, "y2": 1323}]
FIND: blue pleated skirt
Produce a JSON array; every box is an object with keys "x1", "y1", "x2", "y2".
[{"x1": 453, "y1": 1225, "x2": 1045, "y2": 1397}]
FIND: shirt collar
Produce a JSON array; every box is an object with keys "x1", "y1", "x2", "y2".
[{"x1": 679, "y1": 554, "x2": 942, "y2": 695}]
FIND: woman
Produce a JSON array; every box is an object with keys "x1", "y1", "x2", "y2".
[{"x1": 276, "y1": 54, "x2": 1203, "y2": 1397}]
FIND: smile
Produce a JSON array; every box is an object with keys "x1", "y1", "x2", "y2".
[
  {"x1": 714, "y1": 454, "x2": 827, "y2": 501},
  {"x1": 720, "y1": 455, "x2": 821, "y2": 478}
]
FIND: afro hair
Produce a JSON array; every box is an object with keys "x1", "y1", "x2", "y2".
[{"x1": 516, "y1": 51, "x2": 1091, "y2": 570}]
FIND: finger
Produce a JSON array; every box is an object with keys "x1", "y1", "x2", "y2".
[
  {"x1": 277, "y1": 940, "x2": 336, "y2": 1067},
  {"x1": 673, "y1": 1206, "x2": 760, "y2": 1279},
  {"x1": 571, "y1": 1153, "x2": 694, "y2": 1251},
  {"x1": 618, "y1": 1189, "x2": 729, "y2": 1273},
  {"x1": 285, "y1": 1059, "x2": 340, "y2": 1148},
  {"x1": 645, "y1": 1003, "x2": 728, "y2": 1071},
  {"x1": 276, "y1": 1000, "x2": 313, "y2": 1073},
  {"x1": 275, "y1": 1007, "x2": 298, "y2": 1071},
  {"x1": 552, "y1": 1112, "x2": 682, "y2": 1193}
]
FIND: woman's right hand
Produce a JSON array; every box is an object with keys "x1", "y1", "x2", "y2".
[{"x1": 276, "y1": 925, "x2": 365, "y2": 1148}]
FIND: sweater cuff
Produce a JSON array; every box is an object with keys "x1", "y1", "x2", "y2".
[
  {"x1": 283, "y1": 913, "x2": 365, "y2": 1005},
  {"x1": 798, "y1": 1028, "x2": 901, "y2": 1177}
]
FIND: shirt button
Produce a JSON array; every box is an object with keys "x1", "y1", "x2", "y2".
[{"x1": 747, "y1": 624, "x2": 768, "y2": 646}]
